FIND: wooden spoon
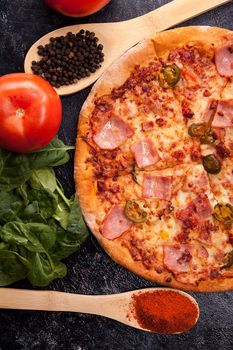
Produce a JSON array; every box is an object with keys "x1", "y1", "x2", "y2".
[
  {"x1": 24, "y1": 0, "x2": 230, "y2": 96},
  {"x1": 0, "y1": 287, "x2": 199, "y2": 333}
]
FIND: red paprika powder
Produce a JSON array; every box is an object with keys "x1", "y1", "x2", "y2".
[{"x1": 131, "y1": 289, "x2": 199, "y2": 334}]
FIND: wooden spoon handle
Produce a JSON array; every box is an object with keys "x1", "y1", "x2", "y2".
[
  {"x1": 131, "y1": 0, "x2": 230, "y2": 37},
  {"x1": 0, "y1": 288, "x2": 124, "y2": 317},
  {"x1": 0, "y1": 288, "x2": 90, "y2": 312}
]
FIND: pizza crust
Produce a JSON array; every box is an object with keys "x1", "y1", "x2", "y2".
[{"x1": 75, "y1": 26, "x2": 233, "y2": 292}]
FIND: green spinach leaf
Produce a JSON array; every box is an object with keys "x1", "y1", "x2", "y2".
[
  {"x1": 28, "y1": 136, "x2": 75, "y2": 169},
  {"x1": 0, "y1": 191, "x2": 23, "y2": 224},
  {"x1": 1, "y1": 222, "x2": 56, "y2": 253},
  {"x1": 26, "y1": 252, "x2": 66, "y2": 287},
  {"x1": 51, "y1": 198, "x2": 89, "y2": 261},
  {"x1": 29, "y1": 168, "x2": 57, "y2": 192},
  {"x1": 0, "y1": 136, "x2": 88, "y2": 287},
  {"x1": 53, "y1": 197, "x2": 70, "y2": 229},
  {"x1": 16, "y1": 183, "x2": 29, "y2": 205},
  {"x1": 28, "y1": 189, "x2": 58, "y2": 219},
  {"x1": 0, "y1": 153, "x2": 31, "y2": 191},
  {"x1": 21, "y1": 202, "x2": 46, "y2": 223},
  {"x1": 0, "y1": 250, "x2": 27, "y2": 286}
]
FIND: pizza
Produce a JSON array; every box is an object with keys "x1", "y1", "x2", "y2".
[{"x1": 75, "y1": 26, "x2": 233, "y2": 292}]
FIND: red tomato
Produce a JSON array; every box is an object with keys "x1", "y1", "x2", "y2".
[
  {"x1": 0, "y1": 73, "x2": 62, "y2": 153},
  {"x1": 44, "y1": 0, "x2": 110, "y2": 17}
]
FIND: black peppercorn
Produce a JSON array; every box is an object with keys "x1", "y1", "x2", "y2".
[{"x1": 31, "y1": 29, "x2": 104, "y2": 88}]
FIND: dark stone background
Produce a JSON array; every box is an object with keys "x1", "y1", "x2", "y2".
[{"x1": 0, "y1": 0, "x2": 233, "y2": 349}]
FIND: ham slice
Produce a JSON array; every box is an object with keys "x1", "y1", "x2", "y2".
[
  {"x1": 215, "y1": 42, "x2": 233, "y2": 77},
  {"x1": 131, "y1": 139, "x2": 160, "y2": 168},
  {"x1": 101, "y1": 205, "x2": 132, "y2": 240},
  {"x1": 143, "y1": 175, "x2": 172, "y2": 200},
  {"x1": 163, "y1": 245, "x2": 192, "y2": 273},
  {"x1": 93, "y1": 115, "x2": 134, "y2": 149},
  {"x1": 191, "y1": 194, "x2": 213, "y2": 220},
  {"x1": 212, "y1": 99, "x2": 233, "y2": 128},
  {"x1": 196, "y1": 172, "x2": 209, "y2": 189}
]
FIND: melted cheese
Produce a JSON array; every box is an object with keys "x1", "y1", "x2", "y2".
[
  {"x1": 154, "y1": 216, "x2": 180, "y2": 243},
  {"x1": 172, "y1": 164, "x2": 216, "y2": 209},
  {"x1": 209, "y1": 158, "x2": 233, "y2": 204}
]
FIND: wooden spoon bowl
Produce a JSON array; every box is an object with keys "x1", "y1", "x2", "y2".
[{"x1": 24, "y1": 0, "x2": 230, "y2": 95}]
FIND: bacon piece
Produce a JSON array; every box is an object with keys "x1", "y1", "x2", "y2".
[
  {"x1": 198, "y1": 246, "x2": 209, "y2": 258},
  {"x1": 176, "y1": 208, "x2": 198, "y2": 230},
  {"x1": 228, "y1": 233, "x2": 233, "y2": 244},
  {"x1": 176, "y1": 230, "x2": 190, "y2": 243},
  {"x1": 215, "y1": 143, "x2": 230, "y2": 159},
  {"x1": 190, "y1": 148, "x2": 201, "y2": 162},
  {"x1": 182, "y1": 100, "x2": 194, "y2": 120},
  {"x1": 198, "y1": 220, "x2": 217, "y2": 244},
  {"x1": 143, "y1": 174, "x2": 172, "y2": 200},
  {"x1": 95, "y1": 95, "x2": 113, "y2": 111},
  {"x1": 163, "y1": 245, "x2": 192, "y2": 273},
  {"x1": 176, "y1": 195, "x2": 213, "y2": 231},
  {"x1": 178, "y1": 49, "x2": 195, "y2": 64},
  {"x1": 212, "y1": 99, "x2": 233, "y2": 128},
  {"x1": 210, "y1": 269, "x2": 220, "y2": 279},
  {"x1": 182, "y1": 67, "x2": 200, "y2": 87},
  {"x1": 215, "y1": 250, "x2": 225, "y2": 262},
  {"x1": 155, "y1": 118, "x2": 166, "y2": 127},
  {"x1": 203, "y1": 89, "x2": 211, "y2": 97},
  {"x1": 215, "y1": 42, "x2": 233, "y2": 77},
  {"x1": 131, "y1": 139, "x2": 160, "y2": 168},
  {"x1": 97, "y1": 180, "x2": 106, "y2": 193},
  {"x1": 212, "y1": 127, "x2": 225, "y2": 142},
  {"x1": 93, "y1": 115, "x2": 134, "y2": 149},
  {"x1": 182, "y1": 171, "x2": 209, "y2": 195},
  {"x1": 141, "y1": 121, "x2": 154, "y2": 131},
  {"x1": 171, "y1": 150, "x2": 185, "y2": 162},
  {"x1": 101, "y1": 205, "x2": 132, "y2": 240},
  {"x1": 191, "y1": 194, "x2": 213, "y2": 220}
]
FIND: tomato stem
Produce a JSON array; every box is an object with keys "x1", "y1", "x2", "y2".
[{"x1": 16, "y1": 108, "x2": 25, "y2": 119}]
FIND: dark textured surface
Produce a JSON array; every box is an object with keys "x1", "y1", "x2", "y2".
[{"x1": 0, "y1": 0, "x2": 233, "y2": 349}]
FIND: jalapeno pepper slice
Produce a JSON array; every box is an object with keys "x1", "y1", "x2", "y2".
[
  {"x1": 124, "y1": 200, "x2": 147, "y2": 223},
  {"x1": 202, "y1": 154, "x2": 221, "y2": 174},
  {"x1": 188, "y1": 123, "x2": 209, "y2": 137},
  {"x1": 213, "y1": 203, "x2": 233, "y2": 224},
  {"x1": 159, "y1": 64, "x2": 181, "y2": 88},
  {"x1": 200, "y1": 131, "x2": 217, "y2": 144}
]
